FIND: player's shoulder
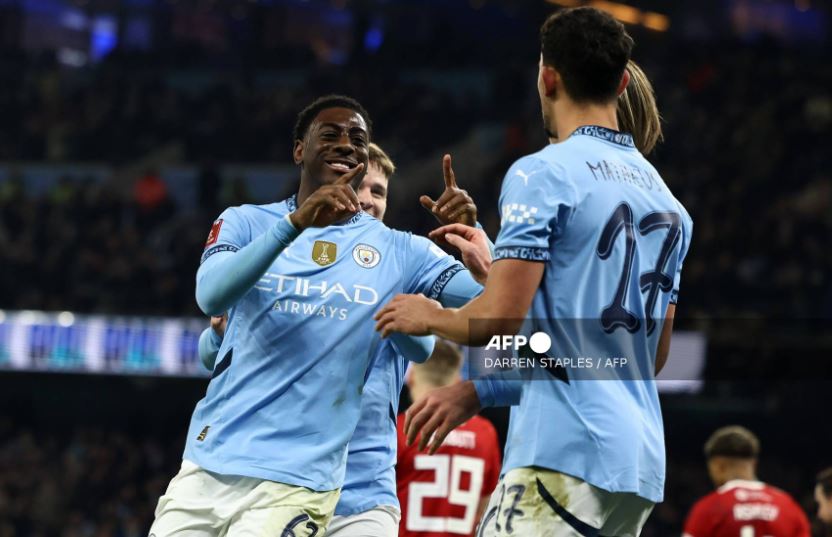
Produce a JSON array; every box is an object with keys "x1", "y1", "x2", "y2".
[
  {"x1": 690, "y1": 489, "x2": 727, "y2": 516},
  {"x1": 759, "y1": 482, "x2": 801, "y2": 504},
  {"x1": 371, "y1": 217, "x2": 409, "y2": 240},
  {"x1": 381, "y1": 223, "x2": 442, "y2": 255},
  {"x1": 219, "y1": 200, "x2": 290, "y2": 224},
  {"x1": 663, "y1": 187, "x2": 693, "y2": 231},
  {"x1": 504, "y1": 148, "x2": 568, "y2": 185}
]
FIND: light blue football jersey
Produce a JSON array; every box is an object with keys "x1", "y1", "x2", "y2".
[
  {"x1": 194, "y1": 318, "x2": 412, "y2": 516},
  {"x1": 183, "y1": 195, "x2": 464, "y2": 492},
  {"x1": 491, "y1": 126, "x2": 693, "y2": 503},
  {"x1": 335, "y1": 342, "x2": 407, "y2": 515}
]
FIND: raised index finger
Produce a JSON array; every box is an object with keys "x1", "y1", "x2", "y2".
[
  {"x1": 335, "y1": 162, "x2": 365, "y2": 185},
  {"x1": 442, "y1": 154, "x2": 457, "y2": 188}
]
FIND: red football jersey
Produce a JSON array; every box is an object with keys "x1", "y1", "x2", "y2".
[
  {"x1": 397, "y1": 414, "x2": 501, "y2": 537},
  {"x1": 683, "y1": 480, "x2": 810, "y2": 537}
]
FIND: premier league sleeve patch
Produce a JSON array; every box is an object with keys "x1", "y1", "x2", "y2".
[{"x1": 205, "y1": 219, "x2": 223, "y2": 247}]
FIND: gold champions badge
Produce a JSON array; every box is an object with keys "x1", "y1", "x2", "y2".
[{"x1": 312, "y1": 240, "x2": 337, "y2": 266}]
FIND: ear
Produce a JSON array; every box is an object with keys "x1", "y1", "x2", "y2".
[
  {"x1": 540, "y1": 64, "x2": 560, "y2": 98},
  {"x1": 616, "y1": 68, "x2": 631, "y2": 97},
  {"x1": 293, "y1": 139, "x2": 304, "y2": 166}
]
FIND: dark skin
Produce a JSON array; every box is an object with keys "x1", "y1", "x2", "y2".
[
  {"x1": 420, "y1": 155, "x2": 478, "y2": 227},
  {"x1": 289, "y1": 107, "x2": 369, "y2": 230}
]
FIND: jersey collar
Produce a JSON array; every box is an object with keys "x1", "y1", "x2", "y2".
[
  {"x1": 570, "y1": 125, "x2": 635, "y2": 149},
  {"x1": 284, "y1": 194, "x2": 366, "y2": 226},
  {"x1": 718, "y1": 479, "x2": 765, "y2": 492}
]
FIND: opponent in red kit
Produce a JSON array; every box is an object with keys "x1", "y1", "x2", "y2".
[
  {"x1": 397, "y1": 340, "x2": 501, "y2": 537},
  {"x1": 684, "y1": 426, "x2": 810, "y2": 537}
]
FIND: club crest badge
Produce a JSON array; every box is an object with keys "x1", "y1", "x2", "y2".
[
  {"x1": 352, "y1": 244, "x2": 381, "y2": 268},
  {"x1": 312, "y1": 240, "x2": 337, "y2": 266}
]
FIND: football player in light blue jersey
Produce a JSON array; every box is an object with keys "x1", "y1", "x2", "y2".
[
  {"x1": 195, "y1": 142, "x2": 486, "y2": 537},
  {"x1": 151, "y1": 96, "x2": 484, "y2": 537},
  {"x1": 375, "y1": 8, "x2": 692, "y2": 537}
]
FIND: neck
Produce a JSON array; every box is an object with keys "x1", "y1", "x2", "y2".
[
  {"x1": 296, "y1": 173, "x2": 321, "y2": 207},
  {"x1": 722, "y1": 469, "x2": 757, "y2": 486},
  {"x1": 551, "y1": 98, "x2": 619, "y2": 143}
]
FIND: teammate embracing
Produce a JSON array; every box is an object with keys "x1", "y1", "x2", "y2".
[
  {"x1": 194, "y1": 141, "x2": 483, "y2": 537},
  {"x1": 151, "y1": 96, "x2": 484, "y2": 536}
]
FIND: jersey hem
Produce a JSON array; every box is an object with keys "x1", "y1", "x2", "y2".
[
  {"x1": 334, "y1": 498, "x2": 400, "y2": 517},
  {"x1": 183, "y1": 455, "x2": 340, "y2": 493},
  {"x1": 500, "y1": 461, "x2": 664, "y2": 503}
]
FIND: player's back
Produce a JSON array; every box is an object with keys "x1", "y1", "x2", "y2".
[
  {"x1": 396, "y1": 414, "x2": 501, "y2": 537},
  {"x1": 683, "y1": 480, "x2": 811, "y2": 537},
  {"x1": 493, "y1": 126, "x2": 693, "y2": 502}
]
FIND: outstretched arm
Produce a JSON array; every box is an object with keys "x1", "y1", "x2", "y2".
[
  {"x1": 196, "y1": 216, "x2": 300, "y2": 316},
  {"x1": 390, "y1": 333, "x2": 435, "y2": 364},
  {"x1": 429, "y1": 224, "x2": 492, "y2": 286},
  {"x1": 196, "y1": 165, "x2": 364, "y2": 316},
  {"x1": 375, "y1": 258, "x2": 543, "y2": 346}
]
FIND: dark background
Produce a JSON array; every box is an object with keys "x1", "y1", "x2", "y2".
[{"x1": 0, "y1": 0, "x2": 830, "y2": 535}]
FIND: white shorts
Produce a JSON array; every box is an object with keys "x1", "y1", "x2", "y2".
[
  {"x1": 150, "y1": 460, "x2": 339, "y2": 537},
  {"x1": 325, "y1": 505, "x2": 400, "y2": 537},
  {"x1": 476, "y1": 468, "x2": 654, "y2": 537}
]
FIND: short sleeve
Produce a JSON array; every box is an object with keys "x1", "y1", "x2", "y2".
[
  {"x1": 403, "y1": 234, "x2": 466, "y2": 299},
  {"x1": 493, "y1": 156, "x2": 575, "y2": 263},
  {"x1": 200, "y1": 207, "x2": 251, "y2": 265},
  {"x1": 670, "y1": 209, "x2": 694, "y2": 305}
]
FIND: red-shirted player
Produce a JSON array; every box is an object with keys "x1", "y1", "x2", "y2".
[
  {"x1": 397, "y1": 340, "x2": 501, "y2": 537},
  {"x1": 684, "y1": 426, "x2": 810, "y2": 537}
]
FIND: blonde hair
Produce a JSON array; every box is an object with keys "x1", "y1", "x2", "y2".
[
  {"x1": 617, "y1": 60, "x2": 663, "y2": 155},
  {"x1": 368, "y1": 142, "x2": 396, "y2": 178},
  {"x1": 411, "y1": 340, "x2": 462, "y2": 388}
]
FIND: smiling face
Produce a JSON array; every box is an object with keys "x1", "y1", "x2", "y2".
[
  {"x1": 293, "y1": 107, "x2": 370, "y2": 189},
  {"x1": 356, "y1": 162, "x2": 389, "y2": 220}
]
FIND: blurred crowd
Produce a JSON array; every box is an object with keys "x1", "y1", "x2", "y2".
[
  {"x1": 1, "y1": 41, "x2": 830, "y2": 320},
  {"x1": 0, "y1": 172, "x2": 203, "y2": 315},
  {"x1": 0, "y1": 2, "x2": 830, "y2": 536},
  {"x1": 0, "y1": 51, "x2": 486, "y2": 166},
  {"x1": 646, "y1": 42, "x2": 832, "y2": 320},
  {"x1": 0, "y1": 421, "x2": 180, "y2": 537}
]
